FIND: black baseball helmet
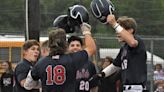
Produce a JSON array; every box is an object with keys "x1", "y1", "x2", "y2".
[
  {"x1": 53, "y1": 15, "x2": 75, "y2": 33},
  {"x1": 68, "y1": 4, "x2": 89, "y2": 25},
  {"x1": 90, "y1": 0, "x2": 115, "y2": 24}
]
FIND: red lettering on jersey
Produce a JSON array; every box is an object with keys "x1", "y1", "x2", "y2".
[
  {"x1": 46, "y1": 65, "x2": 66, "y2": 85},
  {"x1": 46, "y1": 65, "x2": 53, "y2": 85}
]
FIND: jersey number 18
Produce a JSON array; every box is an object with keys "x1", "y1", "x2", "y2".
[{"x1": 46, "y1": 65, "x2": 66, "y2": 85}]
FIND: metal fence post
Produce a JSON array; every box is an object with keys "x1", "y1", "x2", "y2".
[{"x1": 150, "y1": 39, "x2": 154, "y2": 92}]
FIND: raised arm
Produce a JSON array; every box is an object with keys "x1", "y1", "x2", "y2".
[
  {"x1": 81, "y1": 23, "x2": 96, "y2": 57},
  {"x1": 106, "y1": 15, "x2": 138, "y2": 48}
]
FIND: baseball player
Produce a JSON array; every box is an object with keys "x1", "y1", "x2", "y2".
[
  {"x1": 23, "y1": 22, "x2": 96, "y2": 92},
  {"x1": 68, "y1": 36, "x2": 99, "y2": 92},
  {"x1": 14, "y1": 40, "x2": 40, "y2": 92},
  {"x1": 40, "y1": 40, "x2": 49, "y2": 57},
  {"x1": 90, "y1": 0, "x2": 147, "y2": 92}
]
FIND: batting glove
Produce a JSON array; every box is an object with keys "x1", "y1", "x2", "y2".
[{"x1": 81, "y1": 23, "x2": 91, "y2": 35}]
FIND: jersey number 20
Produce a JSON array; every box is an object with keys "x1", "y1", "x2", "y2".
[
  {"x1": 79, "y1": 80, "x2": 89, "y2": 91},
  {"x1": 46, "y1": 65, "x2": 66, "y2": 85}
]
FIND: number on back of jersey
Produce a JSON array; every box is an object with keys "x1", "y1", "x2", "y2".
[
  {"x1": 79, "y1": 80, "x2": 89, "y2": 91},
  {"x1": 46, "y1": 65, "x2": 66, "y2": 85}
]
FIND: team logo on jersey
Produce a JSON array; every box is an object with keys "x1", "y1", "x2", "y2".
[
  {"x1": 76, "y1": 69, "x2": 90, "y2": 79},
  {"x1": 121, "y1": 48, "x2": 127, "y2": 61},
  {"x1": 121, "y1": 47, "x2": 128, "y2": 70},
  {"x1": 3, "y1": 78, "x2": 12, "y2": 86}
]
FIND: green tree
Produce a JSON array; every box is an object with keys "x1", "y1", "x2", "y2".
[
  {"x1": 0, "y1": 0, "x2": 24, "y2": 34},
  {"x1": 114, "y1": 0, "x2": 164, "y2": 36}
]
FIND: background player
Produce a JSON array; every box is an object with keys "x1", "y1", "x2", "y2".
[
  {"x1": 40, "y1": 40, "x2": 49, "y2": 57},
  {"x1": 68, "y1": 36, "x2": 98, "y2": 92},
  {"x1": 24, "y1": 22, "x2": 96, "y2": 92},
  {"x1": 14, "y1": 40, "x2": 40, "y2": 92}
]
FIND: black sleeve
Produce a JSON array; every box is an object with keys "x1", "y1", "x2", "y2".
[
  {"x1": 31, "y1": 62, "x2": 40, "y2": 81},
  {"x1": 71, "y1": 50, "x2": 89, "y2": 69},
  {"x1": 89, "y1": 63, "x2": 99, "y2": 88},
  {"x1": 113, "y1": 48, "x2": 123, "y2": 67},
  {"x1": 15, "y1": 64, "x2": 30, "y2": 83},
  {"x1": 115, "y1": 70, "x2": 121, "y2": 81},
  {"x1": 0, "y1": 73, "x2": 4, "y2": 86}
]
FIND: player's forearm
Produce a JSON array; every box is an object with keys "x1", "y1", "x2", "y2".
[
  {"x1": 118, "y1": 30, "x2": 138, "y2": 47},
  {"x1": 84, "y1": 35, "x2": 96, "y2": 56},
  {"x1": 102, "y1": 63, "x2": 120, "y2": 77},
  {"x1": 81, "y1": 23, "x2": 96, "y2": 56},
  {"x1": 107, "y1": 15, "x2": 138, "y2": 47},
  {"x1": 113, "y1": 22, "x2": 138, "y2": 47}
]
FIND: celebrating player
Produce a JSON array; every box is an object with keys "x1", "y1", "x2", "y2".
[
  {"x1": 14, "y1": 40, "x2": 40, "y2": 92},
  {"x1": 68, "y1": 36, "x2": 98, "y2": 92},
  {"x1": 40, "y1": 40, "x2": 49, "y2": 57},
  {"x1": 92, "y1": 15, "x2": 147, "y2": 92},
  {"x1": 105, "y1": 15, "x2": 147, "y2": 92},
  {"x1": 90, "y1": 0, "x2": 147, "y2": 91}
]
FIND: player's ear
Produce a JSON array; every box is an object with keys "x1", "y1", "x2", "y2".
[
  {"x1": 128, "y1": 28, "x2": 134, "y2": 34},
  {"x1": 23, "y1": 50, "x2": 27, "y2": 56}
]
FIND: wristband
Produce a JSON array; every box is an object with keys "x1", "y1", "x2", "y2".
[
  {"x1": 113, "y1": 23, "x2": 119, "y2": 29},
  {"x1": 113, "y1": 23, "x2": 123, "y2": 33},
  {"x1": 82, "y1": 31, "x2": 91, "y2": 35},
  {"x1": 81, "y1": 23, "x2": 91, "y2": 35}
]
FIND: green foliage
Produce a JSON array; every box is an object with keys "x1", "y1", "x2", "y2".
[
  {"x1": 0, "y1": 0, "x2": 24, "y2": 33},
  {"x1": 0, "y1": 0, "x2": 164, "y2": 36},
  {"x1": 114, "y1": 0, "x2": 164, "y2": 36}
]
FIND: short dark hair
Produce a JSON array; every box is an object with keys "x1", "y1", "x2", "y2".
[
  {"x1": 23, "y1": 40, "x2": 40, "y2": 51},
  {"x1": 68, "y1": 36, "x2": 83, "y2": 46},
  {"x1": 48, "y1": 28, "x2": 67, "y2": 55}
]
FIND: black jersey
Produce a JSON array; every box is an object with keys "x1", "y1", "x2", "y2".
[
  {"x1": 113, "y1": 36, "x2": 147, "y2": 85},
  {"x1": 75, "y1": 61, "x2": 98, "y2": 92},
  {"x1": 0, "y1": 70, "x2": 14, "y2": 92},
  {"x1": 14, "y1": 59, "x2": 39, "y2": 92},
  {"x1": 31, "y1": 50, "x2": 90, "y2": 92}
]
